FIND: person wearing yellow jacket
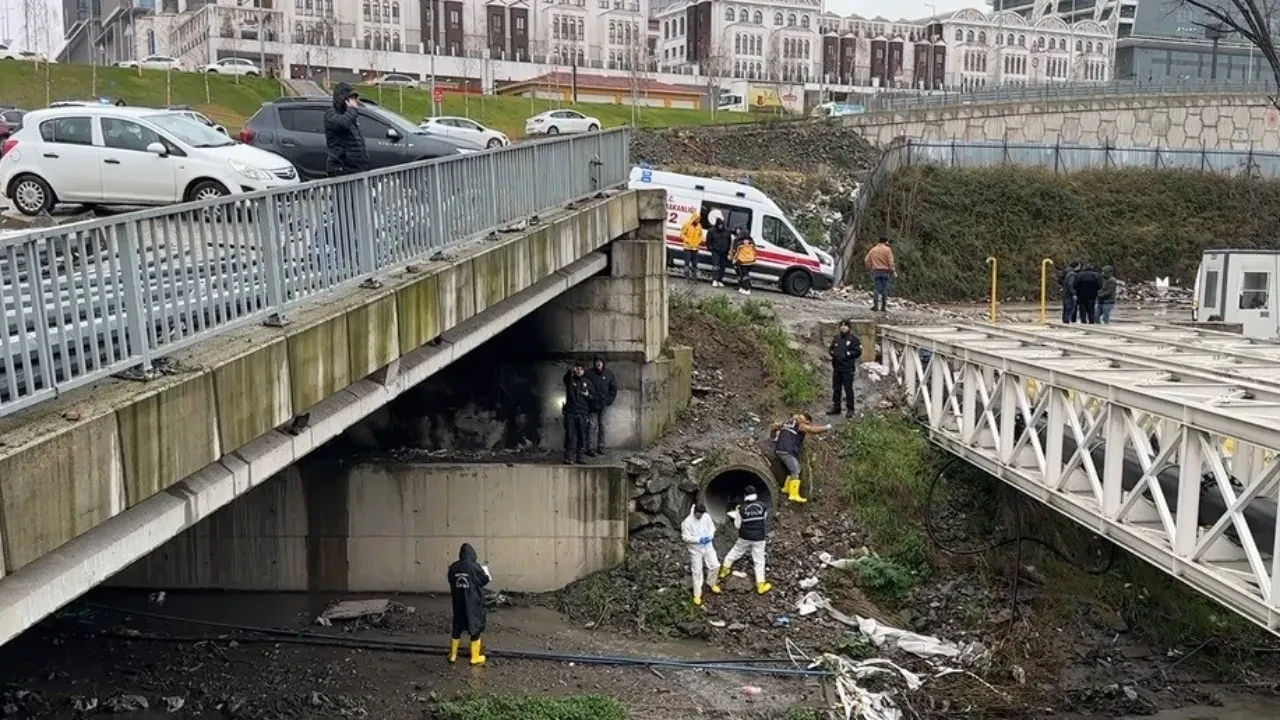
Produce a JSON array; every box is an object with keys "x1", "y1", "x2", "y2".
[
  {"x1": 679, "y1": 213, "x2": 705, "y2": 280},
  {"x1": 732, "y1": 235, "x2": 757, "y2": 296}
]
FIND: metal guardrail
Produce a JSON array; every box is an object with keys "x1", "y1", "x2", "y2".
[
  {"x1": 862, "y1": 79, "x2": 1277, "y2": 113},
  {"x1": 0, "y1": 128, "x2": 632, "y2": 418}
]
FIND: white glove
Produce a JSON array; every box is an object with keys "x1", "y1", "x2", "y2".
[{"x1": 825, "y1": 423, "x2": 834, "y2": 431}]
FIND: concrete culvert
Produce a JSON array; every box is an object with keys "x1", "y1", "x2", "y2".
[{"x1": 696, "y1": 448, "x2": 778, "y2": 524}]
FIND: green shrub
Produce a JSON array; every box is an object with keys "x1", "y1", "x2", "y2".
[
  {"x1": 856, "y1": 165, "x2": 1280, "y2": 301},
  {"x1": 430, "y1": 695, "x2": 627, "y2": 720},
  {"x1": 854, "y1": 555, "x2": 919, "y2": 601}
]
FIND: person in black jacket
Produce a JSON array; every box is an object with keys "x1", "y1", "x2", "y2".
[
  {"x1": 705, "y1": 212, "x2": 733, "y2": 288},
  {"x1": 1060, "y1": 260, "x2": 1080, "y2": 324},
  {"x1": 562, "y1": 361, "x2": 592, "y2": 464},
  {"x1": 324, "y1": 82, "x2": 370, "y2": 177},
  {"x1": 718, "y1": 485, "x2": 774, "y2": 594},
  {"x1": 585, "y1": 356, "x2": 618, "y2": 456},
  {"x1": 827, "y1": 319, "x2": 861, "y2": 418},
  {"x1": 447, "y1": 543, "x2": 491, "y2": 666},
  {"x1": 1073, "y1": 264, "x2": 1101, "y2": 324}
]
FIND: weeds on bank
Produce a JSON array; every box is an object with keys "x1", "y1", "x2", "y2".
[
  {"x1": 429, "y1": 694, "x2": 627, "y2": 720},
  {"x1": 837, "y1": 412, "x2": 937, "y2": 600},
  {"x1": 673, "y1": 293, "x2": 820, "y2": 406}
]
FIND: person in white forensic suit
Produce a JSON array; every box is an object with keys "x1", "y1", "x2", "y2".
[{"x1": 681, "y1": 502, "x2": 722, "y2": 606}]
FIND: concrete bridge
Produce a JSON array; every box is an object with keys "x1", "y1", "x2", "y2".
[
  {"x1": 0, "y1": 130, "x2": 691, "y2": 645},
  {"x1": 844, "y1": 91, "x2": 1280, "y2": 151}
]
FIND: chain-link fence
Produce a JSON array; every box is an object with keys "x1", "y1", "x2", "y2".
[{"x1": 840, "y1": 138, "x2": 1280, "y2": 278}]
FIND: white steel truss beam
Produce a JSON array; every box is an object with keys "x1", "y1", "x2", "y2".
[{"x1": 879, "y1": 324, "x2": 1280, "y2": 634}]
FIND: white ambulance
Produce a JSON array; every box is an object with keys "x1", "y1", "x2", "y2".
[
  {"x1": 1193, "y1": 248, "x2": 1280, "y2": 339},
  {"x1": 627, "y1": 166, "x2": 837, "y2": 296}
]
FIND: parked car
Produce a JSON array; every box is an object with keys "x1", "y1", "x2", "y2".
[
  {"x1": 117, "y1": 55, "x2": 186, "y2": 71},
  {"x1": 370, "y1": 73, "x2": 417, "y2": 86},
  {"x1": 239, "y1": 97, "x2": 464, "y2": 181},
  {"x1": 419, "y1": 116, "x2": 508, "y2": 149},
  {"x1": 0, "y1": 44, "x2": 47, "y2": 62},
  {"x1": 524, "y1": 109, "x2": 600, "y2": 136},
  {"x1": 0, "y1": 107, "x2": 22, "y2": 157},
  {"x1": 1, "y1": 106, "x2": 297, "y2": 215},
  {"x1": 201, "y1": 58, "x2": 261, "y2": 76},
  {"x1": 167, "y1": 105, "x2": 228, "y2": 135}
]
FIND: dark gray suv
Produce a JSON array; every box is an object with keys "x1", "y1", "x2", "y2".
[{"x1": 239, "y1": 97, "x2": 463, "y2": 181}]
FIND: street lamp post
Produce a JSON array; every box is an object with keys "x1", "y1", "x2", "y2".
[{"x1": 1205, "y1": 23, "x2": 1228, "y2": 81}]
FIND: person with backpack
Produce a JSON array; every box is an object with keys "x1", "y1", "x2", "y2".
[{"x1": 732, "y1": 235, "x2": 757, "y2": 296}]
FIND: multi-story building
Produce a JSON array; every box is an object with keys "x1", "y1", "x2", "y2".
[
  {"x1": 989, "y1": 0, "x2": 1267, "y2": 85},
  {"x1": 927, "y1": 7, "x2": 1113, "y2": 88},
  {"x1": 652, "y1": 0, "x2": 822, "y2": 81}
]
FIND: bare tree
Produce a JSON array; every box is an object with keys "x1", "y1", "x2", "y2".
[
  {"x1": 364, "y1": 31, "x2": 386, "y2": 101},
  {"x1": 456, "y1": 35, "x2": 484, "y2": 116},
  {"x1": 625, "y1": 33, "x2": 653, "y2": 125},
  {"x1": 310, "y1": 15, "x2": 340, "y2": 89},
  {"x1": 1172, "y1": 0, "x2": 1280, "y2": 102},
  {"x1": 701, "y1": 29, "x2": 734, "y2": 121}
]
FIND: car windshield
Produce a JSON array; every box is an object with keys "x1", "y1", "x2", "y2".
[{"x1": 144, "y1": 112, "x2": 235, "y2": 147}]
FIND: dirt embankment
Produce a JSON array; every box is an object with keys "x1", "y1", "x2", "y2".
[
  {"x1": 855, "y1": 164, "x2": 1280, "y2": 302},
  {"x1": 555, "y1": 291, "x2": 1280, "y2": 719},
  {"x1": 630, "y1": 124, "x2": 882, "y2": 250}
]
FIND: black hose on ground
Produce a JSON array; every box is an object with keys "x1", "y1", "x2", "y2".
[{"x1": 77, "y1": 603, "x2": 829, "y2": 678}]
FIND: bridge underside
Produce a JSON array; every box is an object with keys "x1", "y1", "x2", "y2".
[{"x1": 881, "y1": 322, "x2": 1280, "y2": 634}]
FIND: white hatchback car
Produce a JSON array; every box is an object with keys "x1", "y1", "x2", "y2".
[
  {"x1": 524, "y1": 109, "x2": 601, "y2": 136},
  {"x1": 118, "y1": 55, "x2": 186, "y2": 71},
  {"x1": 201, "y1": 57, "x2": 261, "y2": 76},
  {"x1": 1, "y1": 106, "x2": 298, "y2": 215},
  {"x1": 419, "y1": 116, "x2": 509, "y2": 149}
]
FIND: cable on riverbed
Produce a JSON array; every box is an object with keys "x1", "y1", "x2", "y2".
[{"x1": 81, "y1": 603, "x2": 830, "y2": 678}]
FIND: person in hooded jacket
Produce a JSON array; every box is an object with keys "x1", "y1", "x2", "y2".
[
  {"x1": 679, "y1": 213, "x2": 704, "y2": 280},
  {"x1": 680, "y1": 502, "x2": 722, "y2": 605},
  {"x1": 1060, "y1": 260, "x2": 1081, "y2": 324},
  {"x1": 562, "y1": 361, "x2": 592, "y2": 464},
  {"x1": 719, "y1": 485, "x2": 773, "y2": 594},
  {"x1": 705, "y1": 212, "x2": 733, "y2": 288},
  {"x1": 1097, "y1": 266, "x2": 1118, "y2": 324},
  {"x1": 324, "y1": 82, "x2": 370, "y2": 177},
  {"x1": 447, "y1": 543, "x2": 491, "y2": 665},
  {"x1": 828, "y1": 319, "x2": 861, "y2": 418},
  {"x1": 1073, "y1": 264, "x2": 1101, "y2": 324},
  {"x1": 585, "y1": 356, "x2": 618, "y2": 457}
]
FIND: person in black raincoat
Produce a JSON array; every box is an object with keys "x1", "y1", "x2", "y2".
[
  {"x1": 323, "y1": 82, "x2": 370, "y2": 177},
  {"x1": 447, "y1": 543, "x2": 491, "y2": 665}
]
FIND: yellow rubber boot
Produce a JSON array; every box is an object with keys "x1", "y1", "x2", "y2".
[
  {"x1": 791, "y1": 477, "x2": 808, "y2": 504},
  {"x1": 718, "y1": 565, "x2": 731, "y2": 580},
  {"x1": 693, "y1": 595, "x2": 703, "y2": 606},
  {"x1": 709, "y1": 583, "x2": 722, "y2": 594},
  {"x1": 448, "y1": 638, "x2": 460, "y2": 664},
  {"x1": 757, "y1": 581, "x2": 773, "y2": 595},
  {"x1": 469, "y1": 640, "x2": 486, "y2": 666}
]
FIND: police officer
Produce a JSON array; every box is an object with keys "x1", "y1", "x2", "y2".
[
  {"x1": 828, "y1": 319, "x2": 861, "y2": 418},
  {"x1": 719, "y1": 485, "x2": 773, "y2": 595},
  {"x1": 563, "y1": 360, "x2": 592, "y2": 464}
]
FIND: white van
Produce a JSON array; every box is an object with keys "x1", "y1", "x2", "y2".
[
  {"x1": 1193, "y1": 249, "x2": 1280, "y2": 339},
  {"x1": 627, "y1": 167, "x2": 836, "y2": 296}
]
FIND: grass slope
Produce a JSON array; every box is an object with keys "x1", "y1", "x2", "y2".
[
  {"x1": 0, "y1": 61, "x2": 753, "y2": 138},
  {"x1": 855, "y1": 164, "x2": 1280, "y2": 302}
]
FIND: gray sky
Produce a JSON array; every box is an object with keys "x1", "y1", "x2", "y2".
[{"x1": 823, "y1": 0, "x2": 978, "y2": 21}]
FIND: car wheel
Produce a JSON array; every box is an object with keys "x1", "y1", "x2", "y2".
[
  {"x1": 782, "y1": 269, "x2": 813, "y2": 297},
  {"x1": 187, "y1": 179, "x2": 230, "y2": 203},
  {"x1": 486, "y1": 138, "x2": 503, "y2": 148},
  {"x1": 206, "y1": 68, "x2": 218, "y2": 73},
  {"x1": 547, "y1": 126, "x2": 560, "y2": 135},
  {"x1": 588, "y1": 123, "x2": 600, "y2": 132},
  {"x1": 246, "y1": 71, "x2": 259, "y2": 77},
  {"x1": 10, "y1": 174, "x2": 55, "y2": 216}
]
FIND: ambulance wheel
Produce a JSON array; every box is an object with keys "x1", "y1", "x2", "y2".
[{"x1": 782, "y1": 269, "x2": 812, "y2": 297}]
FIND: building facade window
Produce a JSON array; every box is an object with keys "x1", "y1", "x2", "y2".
[
  {"x1": 774, "y1": 12, "x2": 782, "y2": 25},
  {"x1": 752, "y1": 10, "x2": 761, "y2": 23},
  {"x1": 738, "y1": 9, "x2": 747, "y2": 22},
  {"x1": 724, "y1": 7, "x2": 732, "y2": 21},
  {"x1": 800, "y1": 14, "x2": 809, "y2": 28}
]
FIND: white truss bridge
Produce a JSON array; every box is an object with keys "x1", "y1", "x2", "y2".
[{"x1": 880, "y1": 322, "x2": 1280, "y2": 633}]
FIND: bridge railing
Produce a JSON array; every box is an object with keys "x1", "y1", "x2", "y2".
[
  {"x1": 0, "y1": 128, "x2": 633, "y2": 418},
  {"x1": 864, "y1": 79, "x2": 1277, "y2": 113}
]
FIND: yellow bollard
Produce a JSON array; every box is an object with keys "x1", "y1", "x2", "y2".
[
  {"x1": 1040, "y1": 258, "x2": 1054, "y2": 325},
  {"x1": 986, "y1": 256, "x2": 999, "y2": 323}
]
